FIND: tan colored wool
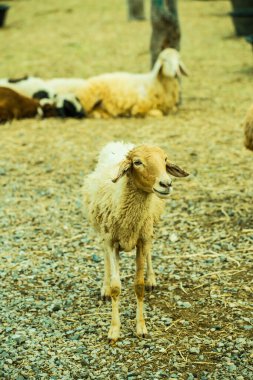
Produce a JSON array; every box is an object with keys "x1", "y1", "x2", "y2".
[
  {"x1": 76, "y1": 48, "x2": 187, "y2": 118},
  {"x1": 83, "y1": 142, "x2": 189, "y2": 341}
]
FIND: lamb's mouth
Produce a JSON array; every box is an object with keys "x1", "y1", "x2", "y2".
[{"x1": 153, "y1": 188, "x2": 171, "y2": 197}]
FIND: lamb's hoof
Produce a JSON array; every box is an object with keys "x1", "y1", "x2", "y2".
[
  {"x1": 136, "y1": 322, "x2": 148, "y2": 338},
  {"x1": 101, "y1": 286, "x2": 111, "y2": 301},
  {"x1": 108, "y1": 325, "x2": 120, "y2": 343},
  {"x1": 145, "y1": 278, "x2": 157, "y2": 291},
  {"x1": 145, "y1": 284, "x2": 156, "y2": 292}
]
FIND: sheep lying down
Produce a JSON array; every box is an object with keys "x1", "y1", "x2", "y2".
[
  {"x1": 0, "y1": 76, "x2": 85, "y2": 118},
  {"x1": 83, "y1": 141, "x2": 189, "y2": 341},
  {"x1": 76, "y1": 48, "x2": 188, "y2": 118},
  {"x1": 0, "y1": 87, "x2": 59, "y2": 123}
]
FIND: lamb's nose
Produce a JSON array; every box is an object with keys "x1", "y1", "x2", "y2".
[{"x1": 159, "y1": 180, "x2": 172, "y2": 188}]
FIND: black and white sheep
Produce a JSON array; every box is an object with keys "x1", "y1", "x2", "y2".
[{"x1": 0, "y1": 76, "x2": 85, "y2": 118}]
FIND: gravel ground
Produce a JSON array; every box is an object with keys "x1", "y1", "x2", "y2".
[{"x1": 0, "y1": 0, "x2": 253, "y2": 379}]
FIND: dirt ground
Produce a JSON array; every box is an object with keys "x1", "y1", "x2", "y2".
[{"x1": 0, "y1": 0, "x2": 252, "y2": 379}]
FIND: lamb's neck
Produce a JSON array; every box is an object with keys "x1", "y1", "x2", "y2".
[{"x1": 118, "y1": 178, "x2": 153, "y2": 223}]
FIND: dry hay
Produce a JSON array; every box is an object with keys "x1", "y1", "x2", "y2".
[{"x1": 0, "y1": 0, "x2": 252, "y2": 379}]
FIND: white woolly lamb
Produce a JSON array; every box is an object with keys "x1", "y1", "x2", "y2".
[
  {"x1": 76, "y1": 48, "x2": 188, "y2": 118},
  {"x1": 83, "y1": 141, "x2": 189, "y2": 341}
]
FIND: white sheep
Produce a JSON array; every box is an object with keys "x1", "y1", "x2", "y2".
[
  {"x1": 45, "y1": 78, "x2": 87, "y2": 94},
  {"x1": 0, "y1": 76, "x2": 85, "y2": 118},
  {"x1": 243, "y1": 104, "x2": 253, "y2": 151},
  {"x1": 76, "y1": 48, "x2": 188, "y2": 118},
  {"x1": 83, "y1": 141, "x2": 189, "y2": 341}
]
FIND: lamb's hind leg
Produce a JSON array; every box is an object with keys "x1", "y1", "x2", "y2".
[
  {"x1": 108, "y1": 243, "x2": 121, "y2": 342},
  {"x1": 146, "y1": 248, "x2": 157, "y2": 291},
  {"x1": 135, "y1": 240, "x2": 149, "y2": 337},
  {"x1": 101, "y1": 247, "x2": 111, "y2": 300}
]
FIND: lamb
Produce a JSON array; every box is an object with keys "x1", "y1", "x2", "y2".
[
  {"x1": 83, "y1": 141, "x2": 189, "y2": 341},
  {"x1": 0, "y1": 76, "x2": 86, "y2": 118},
  {"x1": 243, "y1": 104, "x2": 253, "y2": 151},
  {"x1": 0, "y1": 87, "x2": 60, "y2": 122},
  {"x1": 76, "y1": 48, "x2": 188, "y2": 118}
]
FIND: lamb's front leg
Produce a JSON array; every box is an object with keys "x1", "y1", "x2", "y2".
[
  {"x1": 146, "y1": 248, "x2": 157, "y2": 291},
  {"x1": 108, "y1": 244, "x2": 121, "y2": 342},
  {"x1": 135, "y1": 240, "x2": 150, "y2": 337},
  {"x1": 101, "y1": 247, "x2": 111, "y2": 300}
]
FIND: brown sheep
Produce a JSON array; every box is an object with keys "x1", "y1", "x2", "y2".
[
  {"x1": 83, "y1": 142, "x2": 189, "y2": 342},
  {"x1": 243, "y1": 104, "x2": 253, "y2": 151},
  {"x1": 0, "y1": 87, "x2": 58, "y2": 123}
]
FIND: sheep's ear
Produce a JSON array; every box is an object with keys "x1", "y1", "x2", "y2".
[
  {"x1": 166, "y1": 163, "x2": 189, "y2": 177},
  {"x1": 112, "y1": 159, "x2": 132, "y2": 183},
  {"x1": 178, "y1": 60, "x2": 188, "y2": 77}
]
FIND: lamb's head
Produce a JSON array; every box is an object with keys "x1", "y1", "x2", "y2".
[
  {"x1": 154, "y1": 48, "x2": 188, "y2": 79},
  {"x1": 112, "y1": 145, "x2": 189, "y2": 199}
]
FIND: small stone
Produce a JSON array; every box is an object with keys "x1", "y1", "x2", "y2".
[
  {"x1": 227, "y1": 363, "x2": 237, "y2": 372},
  {"x1": 177, "y1": 301, "x2": 192, "y2": 309},
  {"x1": 243, "y1": 325, "x2": 252, "y2": 330},
  {"x1": 51, "y1": 303, "x2": 61, "y2": 312},
  {"x1": 11, "y1": 334, "x2": 26, "y2": 344},
  {"x1": 169, "y1": 233, "x2": 178, "y2": 242},
  {"x1": 189, "y1": 347, "x2": 200, "y2": 354},
  {"x1": 236, "y1": 338, "x2": 246, "y2": 344},
  {"x1": 92, "y1": 254, "x2": 101, "y2": 263}
]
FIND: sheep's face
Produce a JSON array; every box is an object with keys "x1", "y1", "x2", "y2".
[
  {"x1": 156, "y1": 48, "x2": 188, "y2": 78},
  {"x1": 112, "y1": 145, "x2": 189, "y2": 198}
]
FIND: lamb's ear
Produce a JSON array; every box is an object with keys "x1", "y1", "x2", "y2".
[
  {"x1": 178, "y1": 59, "x2": 189, "y2": 77},
  {"x1": 166, "y1": 163, "x2": 189, "y2": 177},
  {"x1": 112, "y1": 159, "x2": 132, "y2": 183}
]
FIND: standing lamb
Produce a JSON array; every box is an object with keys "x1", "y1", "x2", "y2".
[
  {"x1": 243, "y1": 104, "x2": 253, "y2": 151},
  {"x1": 83, "y1": 142, "x2": 189, "y2": 341},
  {"x1": 76, "y1": 48, "x2": 188, "y2": 118}
]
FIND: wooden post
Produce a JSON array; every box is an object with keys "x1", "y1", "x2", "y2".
[{"x1": 150, "y1": 0, "x2": 181, "y2": 67}]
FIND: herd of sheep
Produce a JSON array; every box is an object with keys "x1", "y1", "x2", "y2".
[
  {"x1": 0, "y1": 47, "x2": 252, "y2": 152},
  {"x1": 1, "y1": 42, "x2": 252, "y2": 343},
  {"x1": 0, "y1": 48, "x2": 185, "y2": 122}
]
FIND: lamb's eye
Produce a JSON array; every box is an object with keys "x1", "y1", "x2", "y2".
[
  {"x1": 134, "y1": 160, "x2": 142, "y2": 166},
  {"x1": 165, "y1": 157, "x2": 167, "y2": 162}
]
